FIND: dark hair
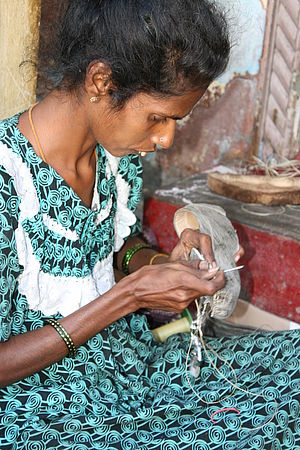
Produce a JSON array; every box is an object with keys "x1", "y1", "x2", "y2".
[{"x1": 44, "y1": 0, "x2": 230, "y2": 107}]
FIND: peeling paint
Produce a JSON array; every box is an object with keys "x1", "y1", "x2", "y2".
[
  {"x1": 218, "y1": 136, "x2": 233, "y2": 155},
  {"x1": 260, "y1": 0, "x2": 268, "y2": 10},
  {"x1": 176, "y1": 111, "x2": 194, "y2": 129},
  {"x1": 208, "y1": 80, "x2": 227, "y2": 96},
  {"x1": 147, "y1": 1, "x2": 266, "y2": 187},
  {"x1": 201, "y1": 80, "x2": 228, "y2": 107},
  {"x1": 217, "y1": 0, "x2": 266, "y2": 84}
]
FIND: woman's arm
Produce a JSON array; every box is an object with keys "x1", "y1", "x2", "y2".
[
  {"x1": 0, "y1": 262, "x2": 224, "y2": 388},
  {"x1": 0, "y1": 168, "x2": 132, "y2": 387},
  {"x1": 117, "y1": 228, "x2": 244, "y2": 277},
  {"x1": 0, "y1": 275, "x2": 134, "y2": 388},
  {"x1": 0, "y1": 167, "x2": 224, "y2": 387},
  {"x1": 115, "y1": 234, "x2": 167, "y2": 277}
]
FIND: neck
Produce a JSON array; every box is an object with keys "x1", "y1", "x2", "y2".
[{"x1": 29, "y1": 91, "x2": 97, "y2": 171}]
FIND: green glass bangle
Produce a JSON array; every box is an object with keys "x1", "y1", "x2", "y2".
[
  {"x1": 44, "y1": 318, "x2": 76, "y2": 358},
  {"x1": 122, "y1": 243, "x2": 152, "y2": 275}
]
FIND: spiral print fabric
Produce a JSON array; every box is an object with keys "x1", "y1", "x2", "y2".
[
  {"x1": 0, "y1": 323, "x2": 299, "y2": 449},
  {"x1": 0, "y1": 114, "x2": 299, "y2": 449}
]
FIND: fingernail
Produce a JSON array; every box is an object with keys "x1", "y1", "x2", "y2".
[
  {"x1": 209, "y1": 266, "x2": 219, "y2": 273},
  {"x1": 200, "y1": 261, "x2": 208, "y2": 270}
]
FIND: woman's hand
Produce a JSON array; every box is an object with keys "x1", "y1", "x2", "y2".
[
  {"x1": 169, "y1": 228, "x2": 215, "y2": 265},
  {"x1": 168, "y1": 228, "x2": 244, "y2": 266},
  {"x1": 130, "y1": 259, "x2": 225, "y2": 313},
  {"x1": 234, "y1": 245, "x2": 244, "y2": 263}
]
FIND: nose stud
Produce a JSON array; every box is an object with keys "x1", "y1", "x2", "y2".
[{"x1": 160, "y1": 137, "x2": 167, "y2": 144}]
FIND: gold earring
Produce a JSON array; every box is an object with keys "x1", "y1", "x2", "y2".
[{"x1": 90, "y1": 96, "x2": 100, "y2": 103}]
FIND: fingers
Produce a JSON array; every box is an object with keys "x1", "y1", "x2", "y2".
[
  {"x1": 182, "y1": 269, "x2": 225, "y2": 297},
  {"x1": 234, "y1": 245, "x2": 244, "y2": 263},
  {"x1": 133, "y1": 262, "x2": 226, "y2": 313},
  {"x1": 197, "y1": 236, "x2": 215, "y2": 266},
  {"x1": 199, "y1": 260, "x2": 218, "y2": 270},
  {"x1": 179, "y1": 228, "x2": 216, "y2": 264},
  {"x1": 160, "y1": 260, "x2": 225, "y2": 291},
  {"x1": 155, "y1": 259, "x2": 220, "y2": 278},
  {"x1": 201, "y1": 267, "x2": 221, "y2": 280},
  {"x1": 162, "y1": 259, "x2": 208, "y2": 273}
]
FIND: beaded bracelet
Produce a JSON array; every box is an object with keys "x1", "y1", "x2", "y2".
[
  {"x1": 122, "y1": 243, "x2": 152, "y2": 275},
  {"x1": 44, "y1": 318, "x2": 76, "y2": 358}
]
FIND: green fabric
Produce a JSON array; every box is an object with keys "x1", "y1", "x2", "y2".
[{"x1": 0, "y1": 114, "x2": 299, "y2": 450}]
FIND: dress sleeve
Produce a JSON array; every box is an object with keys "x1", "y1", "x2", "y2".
[
  {"x1": 0, "y1": 166, "x2": 21, "y2": 342},
  {"x1": 118, "y1": 154, "x2": 143, "y2": 237}
]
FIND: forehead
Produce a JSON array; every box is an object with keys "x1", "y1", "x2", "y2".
[{"x1": 126, "y1": 88, "x2": 207, "y2": 118}]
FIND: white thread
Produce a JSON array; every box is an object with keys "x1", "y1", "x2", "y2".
[{"x1": 185, "y1": 301, "x2": 278, "y2": 431}]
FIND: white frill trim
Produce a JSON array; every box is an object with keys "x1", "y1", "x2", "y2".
[
  {"x1": 42, "y1": 214, "x2": 79, "y2": 241},
  {"x1": 104, "y1": 149, "x2": 119, "y2": 177},
  {"x1": 0, "y1": 143, "x2": 136, "y2": 316},
  {"x1": 90, "y1": 164, "x2": 113, "y2": 225},
  {"x1": 17, "y1": 234, "x2": 115, "y2": 316},
  {"x1": 0, "y1": 143, "x2": 116, "y2": 316},
  {"x1": 38, "y1": 255, "x2": 115, "y2": 316},
  {"x1": 94, "y1": 197, "x2": 113, "y2": 226},
  {"x1": 114, "y1": 174, "x2": 137, "y2": 251},
  {"x1": 91, "y1": 162, "x2": 100, "y2": 211},
  {"x1": 103, "y1": 149, "x2": 137, "y2": 252}
]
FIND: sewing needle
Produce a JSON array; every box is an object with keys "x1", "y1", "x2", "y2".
[{"x1": 223, "y1": 265, "x2": 244, "y2": 273}]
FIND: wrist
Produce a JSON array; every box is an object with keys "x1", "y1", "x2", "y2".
[
  {"x1": 118, "y1": 269, "x2": 142, "y2": 312},
  {"x1": 98, "y1": 273, "x2": 139, "y2": 316},
  {"x1": 122, "y1": 243, "x2": 153, "y2": 275}
]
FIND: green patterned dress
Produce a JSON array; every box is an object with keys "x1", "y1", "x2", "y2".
[{"x1": 0, "y1": 113, "x2": 299, "y2": 450}]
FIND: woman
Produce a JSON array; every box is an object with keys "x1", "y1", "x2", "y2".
[{"x1": 0, "y1": 1, "x2": 298, "y2": 449}]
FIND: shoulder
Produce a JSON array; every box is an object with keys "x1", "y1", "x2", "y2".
[
  {"x1": 0, "y1": 112, "x2": 32, "y2": 190},
  {"x1": 0, "y1": 111, "x2": 34, "y2": 165},
  {"x1": 0, "y1": 112, "x2": 22, "y2": 145},
  {"x1": 0, "y1": 163, "x2": 20, "y2": 227},
  {"x1": 0, "y1": 123, "x2": 30, "y2": 221}
]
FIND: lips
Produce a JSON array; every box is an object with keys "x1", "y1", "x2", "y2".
[{"x1": 133, "y1": 149, "x2": 155, "y2": 155}]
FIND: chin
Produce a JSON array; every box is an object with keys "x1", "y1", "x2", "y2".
[
  {"x1": 104, "y1": 145, "x2": 142, "y2": 157},
  {"x1": 102, "y1": 147, "x2": 128, "y2": 157}
]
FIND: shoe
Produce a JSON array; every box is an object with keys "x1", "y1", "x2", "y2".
[{"x1": 173, "y1": 203, "x2": 241, "y2": 320}]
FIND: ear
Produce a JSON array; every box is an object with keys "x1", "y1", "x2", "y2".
[{"x1": 85, "y1": 61, "x2": 115, "y2": 98}]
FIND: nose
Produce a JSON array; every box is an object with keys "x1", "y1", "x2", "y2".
[{"x1": 152, "y1": 120, "x2": 176, "y2": 149}]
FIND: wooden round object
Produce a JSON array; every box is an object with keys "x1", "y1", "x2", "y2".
[{"x1": 207, "y1": 173, "x2": 300, "y2": 205}]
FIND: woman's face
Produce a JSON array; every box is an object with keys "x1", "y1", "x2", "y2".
[{"x1": 91, "y1": 88, "x2": 206, "y2": 157}]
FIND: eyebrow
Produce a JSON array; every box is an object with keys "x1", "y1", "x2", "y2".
[
  {"x1": 154, "y1": 107, "x2": 195, "y2": 121},
  {"x1": 164, "y1": 109, "x2": 195, "y2": 121},
  {"x1": 156, "y1": 113, "x2": 185, "y2": 121}
]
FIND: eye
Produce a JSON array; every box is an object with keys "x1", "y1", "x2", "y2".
[{"x1": 153, "y1": 115, "x2": 168, "y2": 124}]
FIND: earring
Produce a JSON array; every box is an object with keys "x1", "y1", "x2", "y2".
[{"x1": 90, "y1": 96, "x2": 100, "y2": 103}]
